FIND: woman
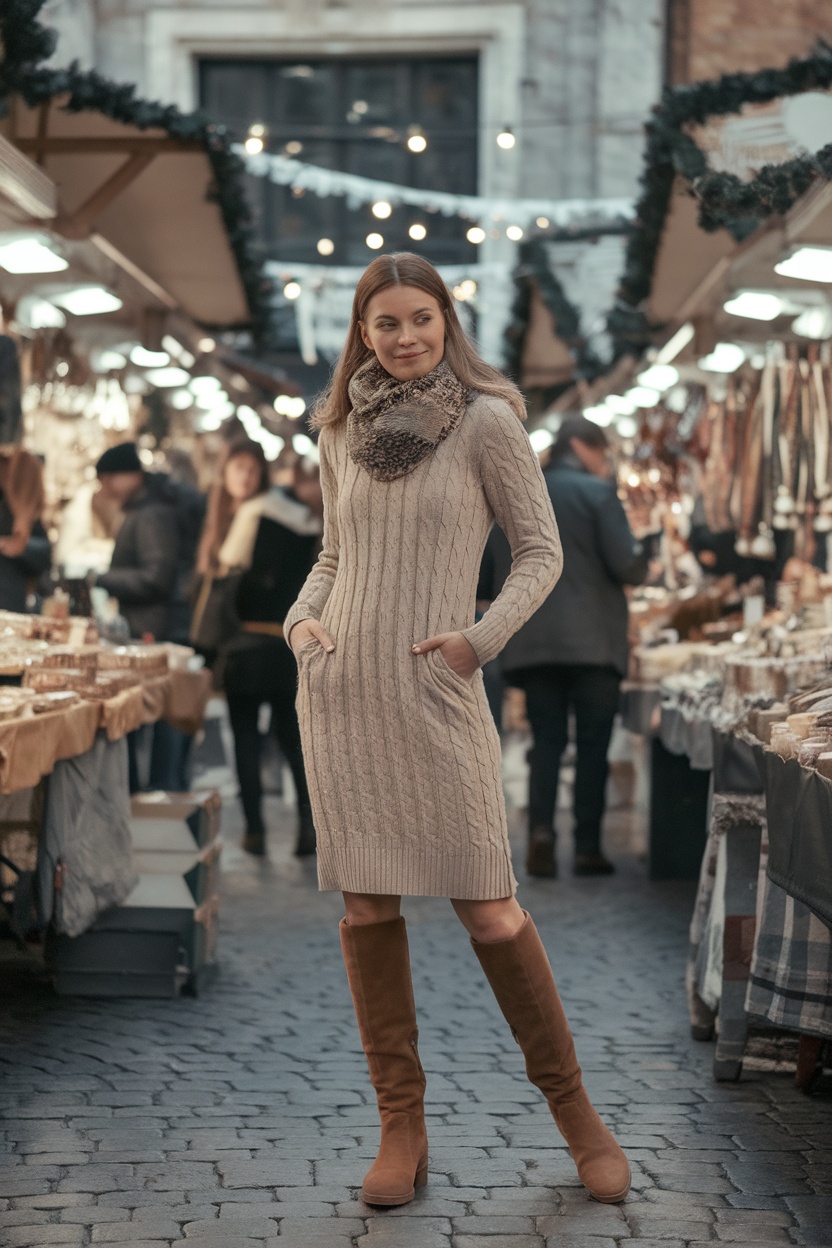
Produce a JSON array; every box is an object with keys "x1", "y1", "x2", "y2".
[
  {"x1": 196, "y1": 438, "x2": 322, "y2": 856},
  {"x1": 0, "y1": 447, "x2": 50, "y2": 612},
  {"x1": 285, "y1": 255, "x2": 630, "y2": 1208}
]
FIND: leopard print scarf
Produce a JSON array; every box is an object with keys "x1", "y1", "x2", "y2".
[{"x1": 347, "y1": 357, "x2": 469, "y2": 482}]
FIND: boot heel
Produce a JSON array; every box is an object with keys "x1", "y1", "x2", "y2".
[{"x1": 415, "y1": 1163, "x2": 428, "y2": 1187}]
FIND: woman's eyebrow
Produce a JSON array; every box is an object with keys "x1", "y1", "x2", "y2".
[{"x1": 374, "y1": 307, "x2": 432, "y2": 322}]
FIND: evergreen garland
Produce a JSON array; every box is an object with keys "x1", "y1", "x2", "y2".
[
  {"x1": 504, "y1": 239, "x2": 605, "y2": 397},
  {"x1": 612, "y1": 42, "x2": 832, "y2": 357},
  {"x1": 0, "y1": 0, "x2": 273, "y2": 347}
]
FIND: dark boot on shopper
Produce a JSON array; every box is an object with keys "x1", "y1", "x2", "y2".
[
  {"x1": 294, "y1": 803, "x2": 317, "y2": 857},
  {"x1": 472, "y1": 912, "x2": 630, "y2": 1203},
  {"x1": 340, "y1": 917, "x2": 429, "y2": 1207},
  {"x1": 242, "y1": 825, "x2": 266, "y2": 856},
  {"x1": 573, "y1": 852, "x2": 615, "y2": 876},
  {"x1": 526, "y1": 825, "x2": 557, "y2": 878}
]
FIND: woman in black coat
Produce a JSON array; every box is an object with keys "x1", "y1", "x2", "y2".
[
  {"x1": 0, "y1": 448, "x2": 51, "y2": 612},
  {"x1": 196, "y1": 439, "x2": 322, "y2": 856}
]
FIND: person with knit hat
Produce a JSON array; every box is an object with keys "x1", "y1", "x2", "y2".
[
  {"x1": 95, "y1": 441, "x2": 204, "y2": 790},
  {"x1": 284, "y1": 255, "x2": 630, "y2": 1211}
]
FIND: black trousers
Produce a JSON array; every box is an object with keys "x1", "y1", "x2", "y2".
[
  {"x1": 511, "y1": 663, "x2": 621, "y2": 855},
  {"x1": 226, "y1": 692, "x2": 311, "y2": 836}
]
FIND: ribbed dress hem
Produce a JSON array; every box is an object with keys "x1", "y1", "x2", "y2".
[{"x1": 317, "y1": 841, "x2": 517, "y2": 900}]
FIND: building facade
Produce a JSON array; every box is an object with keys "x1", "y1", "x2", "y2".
[{"x1": 41, "y1": 0, "x2": 664, "y2": 383}]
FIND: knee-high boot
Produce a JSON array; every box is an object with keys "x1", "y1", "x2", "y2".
[
  {"x1": 471, "y1": 911, "x2": 630, "y2": 1203},
  {"x1": 339, "y1": 917, "x2": 429, "y2": 1206}
]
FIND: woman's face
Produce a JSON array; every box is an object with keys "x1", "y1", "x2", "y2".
[
  {"x1": 224, "y1": 453, "x2": 263, "y2": 502},
  {"x1": 359, "y1": 285, "x2": 445, "y2": 381}
]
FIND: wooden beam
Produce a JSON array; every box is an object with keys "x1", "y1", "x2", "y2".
[
  {"x1": 34, "y1": 101, "x2": 50, "y2": 167},
  {"x1": 55, "y1": 151, "x2": 156, "y2": 239},
  {"x1": 15, "y1": 137, "x2": 204, "y2": 155}
]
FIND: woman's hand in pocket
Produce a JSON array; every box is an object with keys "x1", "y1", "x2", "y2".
[
  {"x1": 412, "y1": 631, "x2": 479, "y2": 678},
  {"x1": 290, "y1": 619, "x2": 335, "y2": 658}
]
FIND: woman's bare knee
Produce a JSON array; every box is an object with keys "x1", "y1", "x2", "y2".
[
  {"x1": 343, "y1": 892, "x2": 402, "y2": 926},
  {"x1": 451, "y1": 896, "x2": 526, "y2": 943}
]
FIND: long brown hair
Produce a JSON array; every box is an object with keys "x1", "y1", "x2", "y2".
[
  {"x1": 312, "y1": 253, "x2": 526, "y2": 428},
  {"x1": 196, "y1": 438, "x2": 270, "y2": 574},
  {"x1": 0, "y1": 447, "x2": 45, "y2": 536}
]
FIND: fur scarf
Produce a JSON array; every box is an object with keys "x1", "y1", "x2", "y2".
[{"x1": 347, "y1": 357, "x2": 469, "y2": 482}]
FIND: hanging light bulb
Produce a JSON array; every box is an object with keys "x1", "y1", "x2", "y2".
[
  {"x1": 317, "y1": 238, "x2": 335, "y2": 256},
  {"x1": 283, "y1": 281, "x2": 302, "y2": 300},
  {"x1": 506, "y1": 225, "x2": 524, "y2": 241},
  {"x1": 244, "y1": 122, "x2": 267, "y2": 156},
  {"x1": 366, "y1": 233, "x2": 384, "y2": 250},
  {"x1": 466, "y1": 226, "x2": 486, "y2": 245},
  {"x1": 407, "y1": 126, "x2": 427, "y2": 153},
  {"x1": 408, "y1": 223, "x2": 427, "y2": 241},
  {"x1": 372, "y1": 200, "x2": 392, "y2": 219},
  {"x1": 536, "y1": 216, "x2": 550, "y2": 229},
  {"x1": 496, "y1": 126, "x2": 516, "y2": 150}
]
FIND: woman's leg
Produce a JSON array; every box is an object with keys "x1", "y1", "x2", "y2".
[
  {"x1": 339, "y1": 892, "x2": 427, "y2": 1207},
  {"x1": 225, "y1": 693, "x2": 266, "y2": 854},
  {"x1": 269, "y1": 693, "x2": 316, "y2": 856},
  {"x1": 454, "y1": 896, "x2": 630, "y2": 1204}
]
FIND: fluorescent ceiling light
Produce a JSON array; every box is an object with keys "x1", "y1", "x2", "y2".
[
  {"x1": 15, "y1": 295, "x2": 65, "y2": 329},
  {"x1": 170, "y1": 389, "x2": 194, "y2": 410},
  {"x1": 637, "y1": 363, "x2": 679, "y2": 391},
  {"x1": 194, "y1": 389, "x2": 230, "y2": 410},
  {"x1": 723, "y1": 291, "x2": 783, "y2": 321},
  {"x1": 792, "y1": 307, "x2": 832, "y2": 339},
  {"x1": 144, "y1": 366, "x2": 191, "y2": 388},
  {"x1": 616, "y1": 415, "x2": 638, "y2": 438},
  {"x1": 583, "y1": 404, "x2": 614, "y2": 427},
  {"x1": 93, "y1": 349, "x2": 127, "y2": 371},
  {"x1": 162, "y1": 335, "x2": 195, "y2": 367},
  {"x1": 189, "y1": 375, "x2": 222, "y2": 396},
  {"x1": 775, "y1": 247, "x2": 832, "y2": 283},
  {"x1": 293, "y1": 434, "x2": 314, "y2": 455},
  {"x1": 51, "y1": 286, "x2": 123, "y2": 316},
  {"x1": 698, "y1": 342, "x2": 745, "y2": 373},
  {"x1": 656, "y1": 321, "x2": 694, "y2": 364},
  {"x1": 529, "y1": 429, "x2": 554, "y2": 453},
  {"x1": 0, "y1": 236, "x2": 68, "y2": 274},
  {"x1": 604, "y1": 394, "x2": 637, "y2": 416},
  {"x1": 625, "y1": 386, "x2": 661, "y2": 408},
  {"x1": 196, "y1": 411, "x2": 224, "y2": 432},
  {"x1": 131, "y1": 345, "x2": 169, "y2": 367}
]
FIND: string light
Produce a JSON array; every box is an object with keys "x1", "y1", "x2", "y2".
[
  {"x1": 536, "y1": 216, "x2": 550, "y2": 228},
  {"x1": 407, "y1": 126, "x2": 427, "y2": 153},
  {"x1": 285, "y1": 140, "x2": 303, "y2": 155},
  {"x1": 284, "y1": 281, "x2": 302, "y2": 300},
  {"x1": 408, "y1": 223, "x2": 427, "y2": 241},
  {"x1": 372, "y1": 200, "x2": 392, "y2": 219},
  {"x1": 245, "y1": 122, "x2": 266, "y2": 155},
  {"x1": 198, "y1": 337, "x2": 216, "y2": 353},
  {"x1": 466, "y1": 226, "x2": 486, "y2": 244},
  {"x1": 317, "y1": 238, "x2": 335, "y2": 256},
  {"x1": 496, "y1": 126, "x2": 516, "y2": 150},
  {"x1": 506, "y1": 225, "x2": 524, "y2": 241},
  {"x1": 366, "y1": 233, "x2": 384, "y2": 250}
]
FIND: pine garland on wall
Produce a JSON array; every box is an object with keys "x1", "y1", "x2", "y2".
[
  {"x1": 610, "y1": 41, "x2": 832, "y2": 357},
  {"x1": 0, "y1": 0, "x2": 273, "y2": 347}
]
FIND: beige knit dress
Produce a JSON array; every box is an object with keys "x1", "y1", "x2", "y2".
[{"x1": 284, "y1": 392, "x2": 562, "y2": 899}]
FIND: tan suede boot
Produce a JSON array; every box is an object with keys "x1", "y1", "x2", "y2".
[
  {"x1": 472, "y1": 911, "x2": 630, "y2": 1203},
  {"x1": 340, "y1": 917, "x2": 429, "y2": 1206}
]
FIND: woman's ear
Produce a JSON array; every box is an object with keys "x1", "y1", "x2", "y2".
[{"x1": 358, "y1": 321, "x2": 373, "y2": 352}]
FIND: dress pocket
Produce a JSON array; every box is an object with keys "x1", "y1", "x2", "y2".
[{"x1": 428, "y1": 647, "x2": 473, "y2": 695}]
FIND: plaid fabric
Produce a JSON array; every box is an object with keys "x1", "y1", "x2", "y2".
[{"x1": 746, "y1": 829, "x2": 832, "y2": 1039}]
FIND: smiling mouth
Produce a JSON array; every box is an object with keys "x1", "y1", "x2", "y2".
[{"x1": 396, "y1": 351, "x2": 426, "y2": 360}]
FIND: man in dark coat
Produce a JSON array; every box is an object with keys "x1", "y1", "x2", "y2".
[
  {"x1": 95, "y1": 442, "x2": 204, "y2": 790},
  {"x1": 481, "y1": 415, "x2": 648, "y2": 878}
]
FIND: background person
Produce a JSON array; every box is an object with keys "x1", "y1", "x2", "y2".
[
  {"x1": 0, "y1": 447, "x2": 51, "y2": 612},
  {"x1": 95, "y1": 441, "x2": 204, "y2": 791},
  {"x1": 195, "y1": 438, "x2": 322, "y2": 857},
  {"x1": 481, "y1": 414, "x2": 648, "y2": 879}
]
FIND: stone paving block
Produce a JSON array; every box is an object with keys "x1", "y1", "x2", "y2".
[
  {"x1": 0, "y1": 1165, "x2": 61, "y2": 1196},
  {"x1": 0, "y1": 1209, "x2": 52, "y2": 1227},
  {"x1": 2, "y1": 1228, "x2": 87, "y2": 1246},
  {"x1": 59, "y1": 1207, "x2": 131, "y2": 1224},
  {"x1": 276, "y1": 1217, "x2": 366, "y2": 1246},
  {"x1": 217, "y1": 1155, "x2": 312, "y2": 1187},
  {"x1": 450, "y1": 1215, "x2": 538, "y2": 1234},
  {"x1": 356, "y1": 1216, "x2": 452, "y2": 1246},
  {"x1": 453, "y1": 1237, "x2": 544, "y2": 1248},
  {"x1": 183, "y1": 1216, "x2": 279, "y2": 1237},
  {"x1": 91, "y1": 1222, "x2": 183, "y2": 1242},
  {"x1": 56, "y1": 1165, "x2": 136, "y2": 1194},
  {"x1": 539, "y1": 1237, "x2": 619, "y2": 1248}
]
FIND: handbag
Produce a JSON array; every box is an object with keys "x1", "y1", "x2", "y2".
[{"x1": 189, "y1": 570, "x2": 242, "y2": 652}]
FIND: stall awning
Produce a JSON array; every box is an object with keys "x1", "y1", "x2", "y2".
[{"x1": 0, "y1": 96, "x2": 250, "y2": 330}]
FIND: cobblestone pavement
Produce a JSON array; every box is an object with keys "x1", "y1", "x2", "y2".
[{"x1": 1, "y1": 730, "x2": 830, "y2": 1248}]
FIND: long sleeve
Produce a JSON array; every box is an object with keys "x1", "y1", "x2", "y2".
[
  {"x1": 594, "y1": 485, "x2": 649, "y2": 586},
  {"x1": 461, "y1": 403, "x2": 562, "y2": 666},
  {"x1": 283, "y1": 429, "x2": 341, "y2": 645},
  {"x1": 15, "y1": 520, "x2": 51, "y2": 578},
  {"x1": 98, "y1": 506, "x2": 178, "y2": 605}
]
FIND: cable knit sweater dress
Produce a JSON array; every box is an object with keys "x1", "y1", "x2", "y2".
[{"x1": 284, "y1": 393, "x2": 562, "y2": 899}]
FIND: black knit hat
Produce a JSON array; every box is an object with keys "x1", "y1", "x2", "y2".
[{"x1": 96, "y1": 442, "x2": 143, "y2": 475}]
